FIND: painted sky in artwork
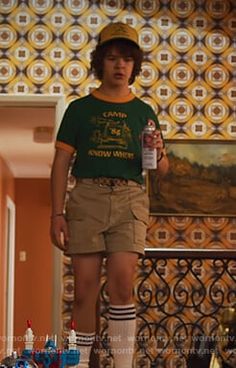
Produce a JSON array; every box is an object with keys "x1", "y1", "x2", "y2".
[{"x1": 167, "y1": 143, "x2": 236, "y2": 167}]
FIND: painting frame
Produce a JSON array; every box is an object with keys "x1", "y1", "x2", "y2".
[{"x1": 148, "y1": 139, "x2": 236, "y2": 217}]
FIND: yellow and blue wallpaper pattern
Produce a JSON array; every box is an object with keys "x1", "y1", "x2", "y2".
[{"x1": 1, "y1": 0, "x2": 236, "y2": 140}]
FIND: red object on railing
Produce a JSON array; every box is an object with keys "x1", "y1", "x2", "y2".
[{"x1": 71, "y1": 320, "x2": 75, "y2": 330}]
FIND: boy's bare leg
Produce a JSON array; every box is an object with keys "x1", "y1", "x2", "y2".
[
  {"x1": 72, "y1": 254, "x2": 103, "y2": 368},
  {"x1": 107, "y1": 252, "x2": 138, "y2": 368}
]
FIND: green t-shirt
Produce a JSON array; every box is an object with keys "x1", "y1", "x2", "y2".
[{"x1": 56, "y1": 90, "x2": 160, "y2": 184}]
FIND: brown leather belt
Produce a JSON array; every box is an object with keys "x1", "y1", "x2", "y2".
[{"x1": 76, "y1": 177, "x2": 140, "y2": 187}]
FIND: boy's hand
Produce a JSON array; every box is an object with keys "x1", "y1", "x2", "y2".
[{"x1": 50, "y1": 215, "x2": 69, "y2": 251}]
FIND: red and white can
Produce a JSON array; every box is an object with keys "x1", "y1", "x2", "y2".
[{"x1": 141, "y1": 119, "x2": 157, "y2": 170}]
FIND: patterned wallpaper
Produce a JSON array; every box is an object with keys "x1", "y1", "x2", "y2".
[{"x1": 0, "y1": 0, "x2": 236, "y2": 250}]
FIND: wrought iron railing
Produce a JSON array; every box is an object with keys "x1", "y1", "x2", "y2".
[{"x1": 99, "y1": 249, "x2": 236, "y2": 368}]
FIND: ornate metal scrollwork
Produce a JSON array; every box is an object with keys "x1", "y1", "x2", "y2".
[{"x1": 99, "y1": 251, "x2": 236, "y2": 367}]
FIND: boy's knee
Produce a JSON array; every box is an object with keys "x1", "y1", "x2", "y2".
[
  {"x1": 109, "y1": 283, "x2": 133, "y2": 303},
  {"x1": 74, "y1": 279, "x2": 99, "y2": 303}
]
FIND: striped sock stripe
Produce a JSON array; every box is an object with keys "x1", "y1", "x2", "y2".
[
  {"x1": 76, "y1": 332, "x2": 96, "y2": 347},
  {"x1": 109, "y1": 304, "x2": 136, "y2": 321}
]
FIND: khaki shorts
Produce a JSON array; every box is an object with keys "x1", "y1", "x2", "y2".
[{"x1": 65, "y1": 179, "x2": 149, "y2": 256}]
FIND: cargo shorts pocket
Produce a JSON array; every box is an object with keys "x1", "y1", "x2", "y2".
[
  {"x1": 64, "y1": 200, "x2": 84, "y2": 247},
  {"x1": 131, "y1": 206, "x2": 149, "y2": 245},
  {"x1": 131, "y1": 206, "x2": 149, "y2": 225}
]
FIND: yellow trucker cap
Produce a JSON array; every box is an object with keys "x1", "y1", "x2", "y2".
[{"x1": 98, "y1": 22, "x2": 139, "y2": 48}]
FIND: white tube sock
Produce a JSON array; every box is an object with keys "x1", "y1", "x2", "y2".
[
  {"x1": 108, "y1": 304, "x2": 136, "y2": 368},
  {"x1": 76, "y1": 332, "x2": 96, "y2": 368}
]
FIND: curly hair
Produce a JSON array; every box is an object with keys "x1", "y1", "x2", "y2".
[{"x1": 90, "y1": 39, "x2": 143, "y2": 85}]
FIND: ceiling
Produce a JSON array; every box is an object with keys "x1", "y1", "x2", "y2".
[{"x1": 0, "y1": 106, "x2": 56, "y2": 178}]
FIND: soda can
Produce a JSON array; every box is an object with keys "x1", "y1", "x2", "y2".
[{"x1": 142, "y1": 119, "x2": 157, "y2": 169}]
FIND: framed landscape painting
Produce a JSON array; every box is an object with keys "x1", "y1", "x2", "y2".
[{"x1": 148, "y1": 140, "x2": 236, "y2": 216}]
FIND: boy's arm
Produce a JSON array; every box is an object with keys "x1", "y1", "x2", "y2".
[
  {"x1": 157, "y1": 152, "x2": 169, "y2": 178},
  {"x1": 50, "y1": 148, "x2": 73, "y2": 251}
]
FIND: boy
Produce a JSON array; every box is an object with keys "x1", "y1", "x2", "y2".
[{"x1": 50, "y1": 22, "x2": 169, "y2": 368}]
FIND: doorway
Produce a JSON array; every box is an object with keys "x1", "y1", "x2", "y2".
[
  {"x1": 5, "y1": 196, "x2": 15, "y2": 354},
  {"x1": 0, "y1": 94, "x2": 66, "y2": 351}
]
